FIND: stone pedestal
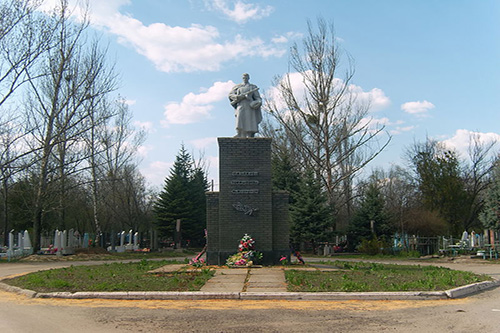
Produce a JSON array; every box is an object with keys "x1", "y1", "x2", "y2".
[{"x1": 206, "y1": 137, "x2": 289, "y2": 265}]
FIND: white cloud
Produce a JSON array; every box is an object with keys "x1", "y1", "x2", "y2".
[
  {"x1": 190, "y1": 137, "x2": 217, "y2": 149},
  {"x1": 390, "y1": 125, "x2": 416, "y2": 135},
  {"x1": 43, "y1": 0, "x2": 284, "y2": 73},
  {"x1": 162, "y1": 81, "x2": 235, "y2": 125},
  {"x1": 271, "y1": 31, "x2": 303, "y2": 44},
  {"x1": 348, "y1": 86, "x2": 391, "y2": 111},
  {"x1": 133, "y1": 120, "x2": 155, "y2": 133},
  {"x1": 136, "y1": 144, "x2": 153, "y2": 158},
  {"x1": 265, "y1": 72, "x2": 306, "y2": 112},
  {"x1": 111, "y1": 20, "x2": 285, "y2": 72},
  {"x1": 271, "y1": 35, "x2": 288, "y2": 44},
  {"x1": 401, "y1": 100, "x2": 435, "y2": 117},
  {"x1": 39, "y1": 0, "x2": 130, "y2": 21},
  {"x1": 207, "y1": 0, "x2": 274, "y2": 23},
  {"x1": 441, "y1": 129, "x2": 500, "y2": 157},
  {"x1": 141, "y1": 160, "x2": 173, "y2": 187},
  {"x1": 356, "y1": 116, "x2": 391, "y2": 135},
  {"x1": 268, "y1": 72, "x2": 390, "y2": 113}
]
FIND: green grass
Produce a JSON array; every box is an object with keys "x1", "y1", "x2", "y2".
[
  {"x1": 4, "y1": 259, "x2": 492, "y2": 294},
  {"x1": 300, "y1": 251, "x2": 422, "y2": 260},
  {"x1": 285, "y1": 261, "x2": 491, "y2": 292},
  {"x1": 4, "y1": 259, "x2": 214, "y2": 293}
]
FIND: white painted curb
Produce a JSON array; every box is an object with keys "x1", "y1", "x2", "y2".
[{"x1": 2, "y1": 276, "x2": 499, "y2": 300}]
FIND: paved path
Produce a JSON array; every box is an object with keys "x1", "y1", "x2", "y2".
[
  {"x1": 200, "y1": 267, "x2": 287, "y2": 292},
  {"x1": 200, "y1": 268, "x2": 247, "y2": 292},
  {"x1": 246, "y1": 267, "x2": 287, "y2": 292}
]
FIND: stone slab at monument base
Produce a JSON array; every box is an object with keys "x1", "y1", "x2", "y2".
[
  {"x1": 207, "y1": 250, "x2": 289, "y2": 266},
  {"x1": 206, "y1": 137, "x2": 289, "y2": 266}
]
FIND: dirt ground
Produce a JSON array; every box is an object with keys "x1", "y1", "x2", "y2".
[{"x1": 2, "y1": 255, "x2": 500, "y2": 332}]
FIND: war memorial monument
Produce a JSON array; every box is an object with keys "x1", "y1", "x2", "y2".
[{"x1": 206, "y1": 74, "x2": 290, "y2": 265}]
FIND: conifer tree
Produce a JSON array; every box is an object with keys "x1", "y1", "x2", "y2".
[
  {"x1": 348, "y1": 182, "x2": 394, "y2": 249},
  {"x1": 271, "y1": 150, "x2": 301, "y2": 204},
  {"x1": 154, "y1": 146, "x2": 208, "y2": 246},
  {"x1": 290, "y1": 170, "x2": 333, "y2": 252}
]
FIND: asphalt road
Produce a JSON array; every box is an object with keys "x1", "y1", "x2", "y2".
[{"x1": 1, "y1": 258, "x2": 500, "y2": 332}]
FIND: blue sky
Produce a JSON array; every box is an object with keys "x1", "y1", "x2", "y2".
[{"x1": 44, "y1": 0, "x2": 500, "y2": 189}]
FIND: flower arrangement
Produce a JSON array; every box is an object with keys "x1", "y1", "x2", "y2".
[
  {"x1": 189, "y1": 257, "x2": 205, "y2": 268},
  {"x1": 226, "y1": 234, "x2": 262, "y2": 267},
  {"x1": 238, "y1": 234, "x2": 255, "y2": 252},
  {"x1": 226, "y1": 252, "x2": 250, "y2": 267}
]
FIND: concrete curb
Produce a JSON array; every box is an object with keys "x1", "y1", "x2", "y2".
[
  {"x1": 239, "y1": 291, "x2": 449, "y2": 300},
  {"x1": 0, "y1": 281, "x2": 37, "y2": 298},
  {"x1": 36, "y1": 291, "x2": 241, "y2": 300},
  {"x1": 445, "y1": 279, "x2": 500, "y2": 298},
  {"x1": 2, "y1": 279, "x2": 499, "y2": 301}
]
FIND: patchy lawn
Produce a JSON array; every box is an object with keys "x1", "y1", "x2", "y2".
[
  {"x1": 4, "y1": 260, "x2": 214, "y2": 293},
  {"x1": 286, "y1": 261, "x2": 491, "y2": 292}
]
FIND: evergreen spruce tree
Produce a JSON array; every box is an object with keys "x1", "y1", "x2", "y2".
[
  {"x1": 290, "y1": 170, "x2": 333, "y2": 253},
  {"x1": 348, "y1": 183, "x2": 394, "y2": 250},
  {"x1": 271, "y1": 151, "x2": 301, "y2": 203},
  {"x1": 154, "y1": 146, "x2": 208, "y2": 246},
  {"x1": 188, "y1": 167, "x2": 209, "y2": 244}
]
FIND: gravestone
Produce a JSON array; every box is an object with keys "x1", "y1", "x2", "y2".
[
  {"x1": 8, "y1": 231, "x2": 14, "y2": 252},
  {"x1": 206, "y1": 137, "x2": 289, "y2": 265},
  {"x1": 23, "y1": 230, "x2": 32, "y2": 252}
]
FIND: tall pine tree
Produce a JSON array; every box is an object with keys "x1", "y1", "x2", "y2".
[
  {"x1": 348, "y1": 182, "x2": 394, "y2": 249},
  {"x1": 271, "y1": 150, "x2": 301, "y2": 203},
  {"x1": 290, "y1": 170, "x2": 333, "y2": 252},
  {"x1": 154, "y1": 146, "x2": 208, "y2": 246}
]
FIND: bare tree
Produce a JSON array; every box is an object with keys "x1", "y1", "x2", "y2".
[
  {"x1": 265, "y1": 18, "x2": 390, "y2": 230},
  {"x1": 462, "y1": 133, "x2": 498, "y2": 230},
  {"x1": 0, "y1": 1, "x2": 51, "y2": 242},
  {"x1": 0, "y1": 0, "x2": 153, "y2": 248},
  {"x1": 83, "y1": 94, "x2": 114, "y2": 241},
  {"x1": 405, "y1": 134, "x2": 497, "y2": 235},
  {"x1": 84, "y1": 97, "x2": 145, "y2": 238},
  {"x1": 0, "y1": 113, "x2": 23, "y2": 244},
  {"x1": 363, "y1": 166, "x2": 418, "y2": 235},
  {"x1": 0, "y1": 0, "x2": 52, "y2": 107},
  {"x1": 24, "y1": 1, "x2": 118, "y2": 250}
]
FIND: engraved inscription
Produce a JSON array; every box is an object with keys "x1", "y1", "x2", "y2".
[
  {"x1": 231, "y1": 189, "x2": 259, "y2": 194},
  {"x1": 231, "y1": 180, "x2": 260, "y2": 185},
  {"x1": 231, "y1": 171, "x2": 259, "y2": 194},
  {"x1": 232, "y1": 171, "x2": 259, "y2": 176}
]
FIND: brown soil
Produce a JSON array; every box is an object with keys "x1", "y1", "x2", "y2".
[{"x1": 20, "y1": 250, "x2": 115, "y2": 262}]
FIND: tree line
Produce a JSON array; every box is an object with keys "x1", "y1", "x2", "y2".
[
  {"x1": 154, "y1": 19, "x2": 500, "y2": 253},
  {"x1": 4, "y1": 3, "x2": 498, "y2": 254},
  {"x1": 0, "y1": 0, "x2": 151, "y2": 250},
  {"x1": 263, "y1": 19, "x2": 500, "y2": 252}
]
